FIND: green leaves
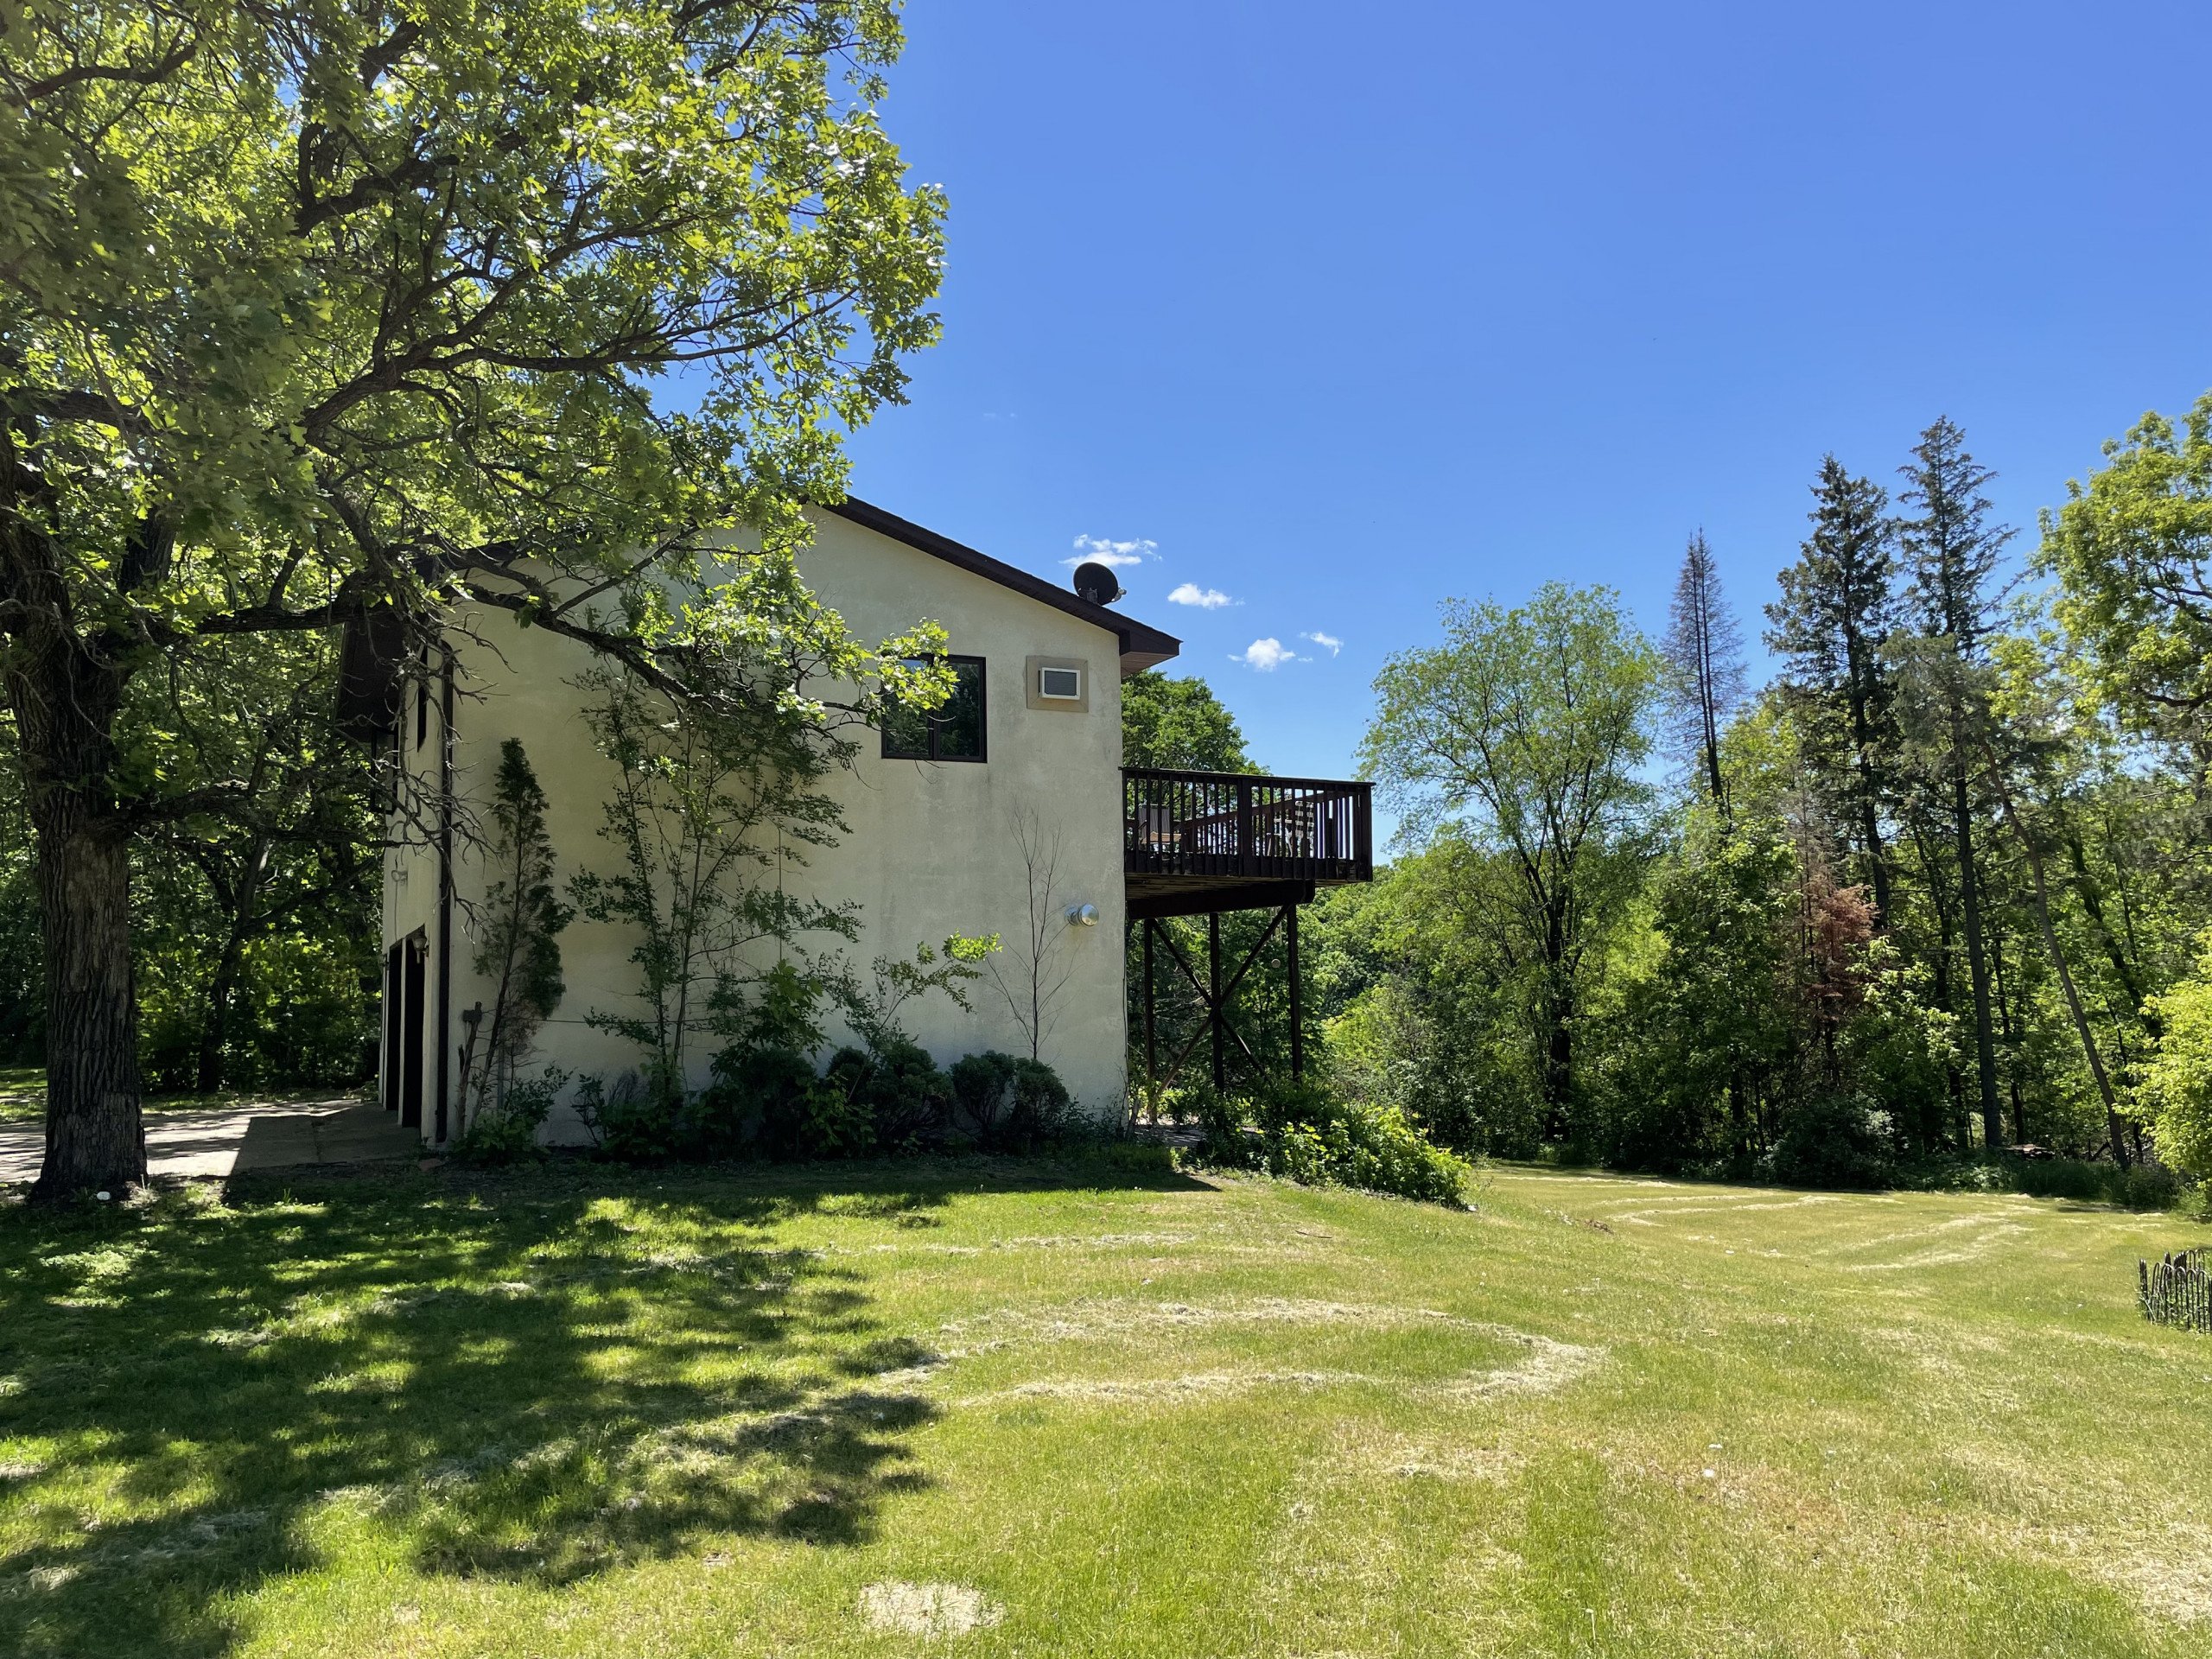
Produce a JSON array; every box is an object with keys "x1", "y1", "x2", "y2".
[
  {"x1": 2039, "y1": 392, "x2": 2212, "y2": 738},
  {"x1": 1122, "y1": 671, "x2": 1254, "y2": 772},
  {"x1": 1360, "y1": 584, "x2": 1662, "y2": 1115},
  {"x1": 1362, "y1": 582, "x2": 1660, "y2": 858},
  {"x1": 2, "y1": 0, "x2": 944, "y2": 671}
]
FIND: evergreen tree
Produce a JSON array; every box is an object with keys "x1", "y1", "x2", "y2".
[
  {"x1": 1766, "y1": 457, "x2": 1900, "y2": 924},
  {"x1": 1898, "y1": 417, "x2": 2013, "y2": 1148},
  {"x1": 1662, "y1": 532, "x2": 1747, "y2": 813}
]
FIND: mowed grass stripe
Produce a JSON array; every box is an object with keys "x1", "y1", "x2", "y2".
[{"x1": 1, "y1": 1160, "x2": 2206, "y2": 1656}]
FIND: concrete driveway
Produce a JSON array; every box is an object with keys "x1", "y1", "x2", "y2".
[{"x1": 0, "y1": 1096, "x2": 423, "y2": 1186}]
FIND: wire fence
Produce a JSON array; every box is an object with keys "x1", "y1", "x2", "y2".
[{"x1": 2139, "y1": 1249, "x2": 2212, "y2": 1333}]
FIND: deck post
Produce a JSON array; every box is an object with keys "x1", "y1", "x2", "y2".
[
  {"x1": 1287, "y1": 902, "x2": 1303, "y2": 1082},
  {"x1": 1142, "y1": 918, "x2": 1158, "y2": 1118},
  {"x1": 1208, "y1": 911, "x2": 1225, "y2": 1091}
]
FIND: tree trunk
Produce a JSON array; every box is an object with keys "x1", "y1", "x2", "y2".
[
  {"x1": 12, "y1": 658, "x2": 145, "y2": 1199},
  {"x1": 1988, "y1": 925, "x2": 2028, "y2": 1146},
  {"x1": 2063, "y1": 828, "x2": 2155, "y2": 1038},
  {"x1": 1910, "y1": 815, "x2": 1962, "y2": 1153},
  {"x1": 31, "y1": 797, "x2": 143, "y2": 1198},
  {"x1": 3, "y1": 422, "x2": 149, "y2": 1200},
  {"x1": 1539, "y1": 897, "x2": 1573, "y2": 1134},
  {"x1": 1951, "y1": 761, "x2": 2003, "y2": 1148},
  {"x1": 1544, "y1": 1008, "x2": 1573, "y2": 1133},
  {"x1": 1993, "y1": 781, "x2": 2129, "y2": 1166},
  {"x1": 1840, "y1": 615, "x2": 1891, "y2": 925}
]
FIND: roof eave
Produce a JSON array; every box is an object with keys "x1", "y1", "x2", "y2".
[{"x1": 820, "y1": 497, "x2": 1182, "y2": 678}]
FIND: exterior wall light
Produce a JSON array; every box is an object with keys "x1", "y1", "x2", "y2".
[{"x1": 1065, "y1": 902, "x2": 1100, "y2": 928}]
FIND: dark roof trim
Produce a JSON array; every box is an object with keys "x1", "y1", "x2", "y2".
[{"x1": 823, "y1": 497, "x2": 1181, "y2": 676}]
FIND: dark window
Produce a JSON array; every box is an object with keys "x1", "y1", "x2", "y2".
[
  {"x1": 415, "y1": 678, "x2": 429, "y2": 749},
  {"x1": 883, "y1": 656, "x2": 986, "y2": 763}
]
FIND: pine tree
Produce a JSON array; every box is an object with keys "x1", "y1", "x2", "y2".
[
  {"x1": 1662, "y1": 531, "x2": 1748, "y2": 814},
  {"x1": 1766, "y1": 457, "x2": 1899, "y2": 924},
  {"x1": 1899, "y1": 416, "x2": 2013, "y2": 1149}
]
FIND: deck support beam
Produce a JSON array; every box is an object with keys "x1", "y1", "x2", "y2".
[
  {"x1": 1137, "y1": 904, "x2": 1300, "y2": 1102},
  {"x1": 1208, "y1": 912, "x2": 1224, "y2": 1092},
  {"x1": 1142, "y1": 918, "x2": 1157, "y2": 1120}
]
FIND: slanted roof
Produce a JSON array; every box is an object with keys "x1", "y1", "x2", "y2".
[{"x1": 824, "y1": 497, "x2": 1181, "y2": 676}]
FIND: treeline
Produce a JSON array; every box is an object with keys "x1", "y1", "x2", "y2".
[
  {"x1": 1176, "y1": 402, "x2": 2212, "y2": 1190},
  {"x1": 0, "y1": 631, "x2": 379, "y2": 1095}
]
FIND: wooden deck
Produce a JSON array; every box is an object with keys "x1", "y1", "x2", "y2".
[{"x1": 1122, "y1": 766, "x2": 1373, "y2": 919}]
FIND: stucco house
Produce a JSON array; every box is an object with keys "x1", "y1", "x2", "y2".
[{"x1": 356, "y1": 499, "x2": 1370, "y2": 1147}]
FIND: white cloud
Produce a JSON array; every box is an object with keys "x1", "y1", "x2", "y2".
[
  {"x1": 1301, "y1": 630, "x2": 1343, "y2": 656},
  {"x1": 1065, "y1": 533, "x2": 1155, "y2": 569},
  {"x1": 1232, "y1": 638, "x2": 1300, "y2": 671},
  {"x1": 1168, "y1": 582, "x2": 1235, "y2": 609}
]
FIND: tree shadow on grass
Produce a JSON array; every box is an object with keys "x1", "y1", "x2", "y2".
[{"x1": 0, "y1": 1155, "x2": 1203, "y2": 1657}]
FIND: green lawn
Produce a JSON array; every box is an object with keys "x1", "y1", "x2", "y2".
[
  {"x1": 0, "y1": 1073, "x2": 365, "y2": 1123},
  {"x1": 2, "y1": 1157, "x2": 2209, "y2": 1657},
  {"x1": 0, "y1": 1069, "x2": 41, "y2": 1122}
]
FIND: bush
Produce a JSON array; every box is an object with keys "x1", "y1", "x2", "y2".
[
  {"x1": 1890, "y1": 1152, "x2": 2183, "y2": 1210},
  {"x1": 950, "y1": 1051, "x2": 1018, "y2": 1141},
  {"x1": 1265, "y1": 1100, "x2": 1474, "y2": 1204},
  {"x1": 699, "y1": 1043, "x2": 839, "y2": 1160},
  {"x1": 697, "y1": 961, "x2": 867, "y2": 1161},
  {"x1": 452, "y1": 1067, "x2": 563, "y2": 1165},
  {"x1": 951, "y1": 1052, "x2": 1079, "y2": 1152},
  {"x1": 2139, "y1": 929, "x2": 2212, "y2": 1180},
  {"x1": 819, "y1": 1039, "x2": 951, "y2": 1154},
  {"x1": 1192, "y1": 1077, "x2": 1475, "y2": 1205},
  {"x1": 578, "y1": 995, "x2": 1083, "y2": 1166},
  {"x1": 1768, "y1": 1090, "x2": 1890, "y2": 1190},
  {"x1": 573, "y1": 1069, "x2": 680, "y2": 1162}
]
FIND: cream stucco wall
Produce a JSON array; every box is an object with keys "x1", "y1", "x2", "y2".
[{"x1": 381, "y1": 508, "x2": 1133, "y2": 1145}]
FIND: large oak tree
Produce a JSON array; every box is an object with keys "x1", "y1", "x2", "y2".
[{"x1": 0, "y1": 0, "x2": 945, "y2": 1198}]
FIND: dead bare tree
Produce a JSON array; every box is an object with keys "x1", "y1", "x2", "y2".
[
  {"x1": 987, "y1": 807, "x2": 1076, "y2": 1063},
  {"x1": 1662, "y1": 530, "x2": 1748, "y2": 814}
]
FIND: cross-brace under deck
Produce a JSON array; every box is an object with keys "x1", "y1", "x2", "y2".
[{"x1": 1135, "y1": 900, "x2": 1304, "y2": 1109}]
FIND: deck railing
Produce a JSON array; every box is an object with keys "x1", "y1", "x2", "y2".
[{"x1": 1122, "y1": 767, "x2": 1373, "y2": 886}]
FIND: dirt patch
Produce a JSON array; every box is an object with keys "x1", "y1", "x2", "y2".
[{"x1": 859, "y1": 1580, "x2": 1005, "y2": 1637}]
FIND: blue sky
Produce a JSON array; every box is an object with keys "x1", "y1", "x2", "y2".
[{"x1": 837, "y1": 0, "x2": 2212, "y2": 782}]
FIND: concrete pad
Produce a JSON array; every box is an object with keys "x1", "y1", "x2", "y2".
[{"x1": 0, "y1": 1096, "x2": 423, "y2": 1187}]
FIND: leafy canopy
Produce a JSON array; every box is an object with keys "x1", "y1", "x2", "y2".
[
  {"x1": 0, "y1": 0, "x2": 947, "y2": 699},
  {"x1": 1121, "y1": 671, "x2": 1254, "y2": 772},
  {"x1": 2039, "y1": 392, "x2": 2212, "y2": 737}
]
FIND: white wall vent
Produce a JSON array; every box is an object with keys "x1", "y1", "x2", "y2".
[{"x1": 1025, "y1": 656, "x2": 1090, "y2": 711}]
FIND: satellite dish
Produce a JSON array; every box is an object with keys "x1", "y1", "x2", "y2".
[{"x1": 1072, "y1": 562, "x2": 1122, "y2": 606}]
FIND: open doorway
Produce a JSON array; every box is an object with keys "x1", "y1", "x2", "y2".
[
  {"x1": 397, "y1": 933, "x2": 425, "y2": 1131},
  {"x1": 381, "y1": 942, "x2": 404, "y2": 1114}
]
